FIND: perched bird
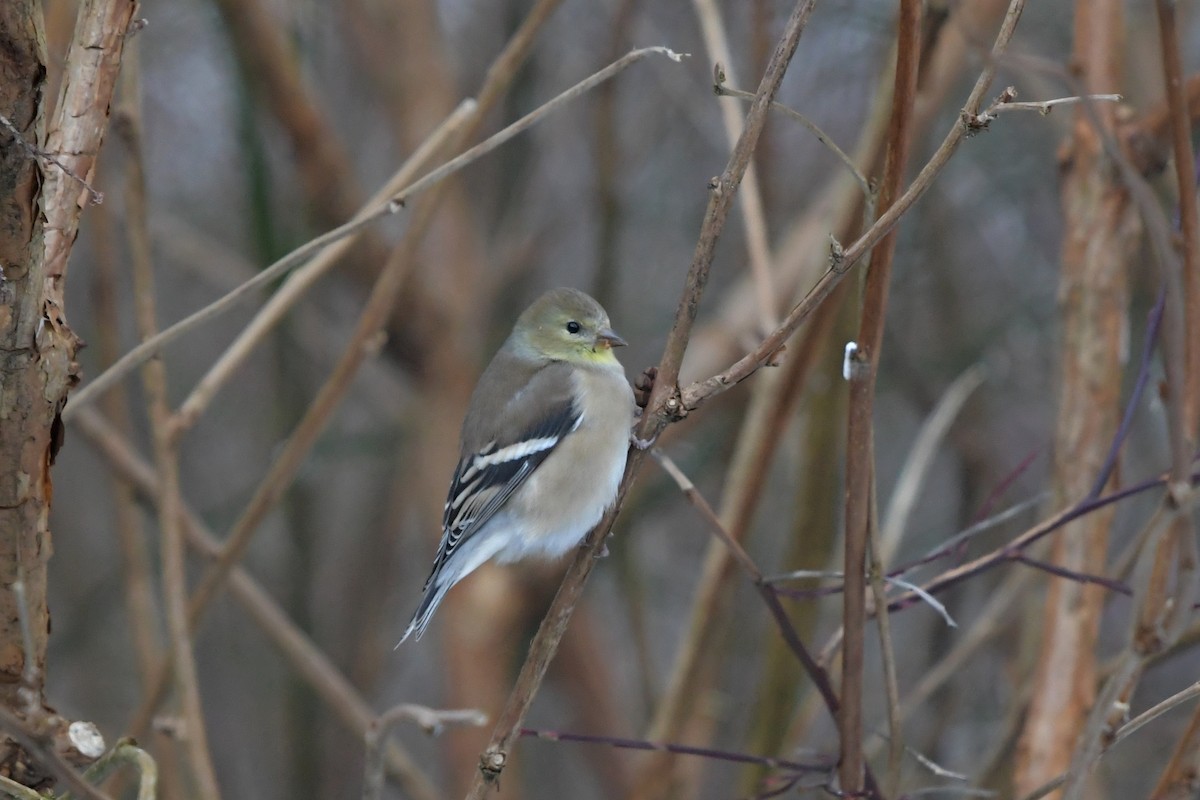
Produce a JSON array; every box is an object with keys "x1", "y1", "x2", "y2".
[{"x1": 399, "y1": 288, "x2": 636, "y2": 643}]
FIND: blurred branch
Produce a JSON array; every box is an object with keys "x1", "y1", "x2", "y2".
[
  {"x1": 211, "y1": 0, "x2": 363, "y2": 235},
  {"x1": 692, "y1": 0, "x2": 778, "y2": 330},
  {"x1": 880, "y1": 364, "x2": 986, "y2": 564},
  {"x1": 69, "y1": 407, "x2": 443, "y2": 800},
  {"x1": 89, "y1": 197, "x2": 161, "y2": 689},
  {"x1": 170, "y1": 98, "x2": 477, "y2": 433},
  {"x1": 0, "y1": 775, "x2": 42, "y2": 800},
  {"x1": 678, "y1": 0, "x2": 1028, "y2": 414},
  {"x1": 1154, "y1": 0, "x2": 1200, "y2": 457},
  {"x1": 65, "y1": 46, "x2": 684, "y2": 421},
  {"x1": 650, "y1": 451, "x2": 874, "y2": 791},
  {"x1": 117, "y1": 42, "x2": 222, "y2": 800},
  {"x1": 713, "y1": 78, "x2": 873, "y2": 202},
  {"x1": 518, "y1": 726, "x2": 834, "y2": 775},
  {"x1": 362, "y1": 705, "x2": 487, "y2": 800},
  {"x1": 1018, "y1": 677, "x2": 1200, "y2": 800}
]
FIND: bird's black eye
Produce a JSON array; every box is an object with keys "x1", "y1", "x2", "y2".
[{"x1": 566, "y1": 320, "x2": 581, "y2": 334}]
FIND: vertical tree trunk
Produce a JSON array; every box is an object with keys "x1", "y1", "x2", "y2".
[
  {"x1": 1013, "y1": 2, "x2": 1137, "y2": 796},
  {"x1": 0, "y1": 1, "x2": 80, "y2": 787},
  {"x1": 0, "y1": 0, "x2": 131, "y2": 788},
  {"x1": 0, "y1": 0, "x2": 57, "y2": 713}
]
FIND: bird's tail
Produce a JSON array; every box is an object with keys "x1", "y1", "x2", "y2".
[{"x1": 395, "y1": 577, "x2": 452, "y2": 647}]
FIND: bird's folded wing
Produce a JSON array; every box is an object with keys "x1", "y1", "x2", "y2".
[{"x1": 435, "y1": 362, "x2": 582, "y2": 569}]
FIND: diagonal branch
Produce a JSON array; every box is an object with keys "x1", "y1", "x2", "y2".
[{"x1": 465, "y1": 3, "x2": 821, "y2": 797}]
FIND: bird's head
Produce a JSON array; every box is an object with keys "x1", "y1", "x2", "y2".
[{"x1": 515, "y1": 287, "x2": 627, "y2": 366}]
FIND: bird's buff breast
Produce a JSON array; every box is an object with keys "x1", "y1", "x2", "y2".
[{"x1": 497, "y1": 367, "x2": 633, "y2": 561}]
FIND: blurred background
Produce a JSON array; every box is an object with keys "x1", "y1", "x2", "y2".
[{"x1": 33, "y1": 0, "x2": 1200, "y2": 798}]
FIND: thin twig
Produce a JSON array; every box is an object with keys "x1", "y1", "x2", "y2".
[
  {"x1": 519, "y1": 727, "x2": 834, "y2": 774},
  {"x1": 170, "y1": 98, "x2": 478, "y2": 432},
  {"x1": 679, "y1": 0, "x2": 1028, "y2": 414},
  {"x1": 692, "y1": 0, "x2": 778, "y2": 330},
  {"x1": 988, "y1": 91, "x2": 1122, "y2": 115},
  {"x1": 65, "y1": 46, "x2": 685, "y2": 421},
  {"x1": 652, "y1": 452, "x2": 878, "y2": 793},
  {"x1": 642, "y1": 0, "x2": 820, "y2": 432},
  {"x1": 362, "y1": 706, "x2": 487, "y2": 800},
  {"x1": 118, "y1": 41, "x2": 222, "y2": 800},
  {"x1": 0, "y1": 112, "x2": 102, "y2": 204},
  {"x1": 880, "y1": 365, "x2": 986, "y2": 563},
  {"x1": 1016, "y1": 678, "x2": 1200, "y2": 800},
  {"x1": 712, "y1": 82, "x2": 873, "y2": 201}
]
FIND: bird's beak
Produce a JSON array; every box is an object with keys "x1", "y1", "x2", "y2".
[{"x1": 595, "y1": 327, "x2": 628, "y2": 349}]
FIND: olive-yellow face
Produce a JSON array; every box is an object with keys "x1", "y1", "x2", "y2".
[{"x1": 516, "y1": 288, "x2": 627, "y2": 364}]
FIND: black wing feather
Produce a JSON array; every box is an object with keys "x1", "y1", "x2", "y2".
[{"x1": 423, "y1": 397, "x2": 581, "y2": 587}]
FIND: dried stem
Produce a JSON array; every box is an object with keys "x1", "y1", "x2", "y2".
[
  {"x1": 692, "y1": 0, "x2": 778, "y2": 329},
  {"x1": 89, "y1": 198, "x2": 160, "y2": 689},
  {"x1": 642, "y1": 0, "x2": 819, "y2": 431},
  {"x1": 1153, "y1": 0, "x2": 1200, "y2": 448},
  {"x1": 713, "y1": 82, "x2": 873, "y2": 201},
  {"x1": 117, "y1": 43, "x2": 222, "y2": 800},
  {"x1": 840, "y1": 0, "x2": 921, "y2": 791},
  {"x1": 651, "y1": 452, "x2": 870, "y2": 790},
  {"x1": 679, "y1": 0, "x2": 1028, "y2": 413},
  {"x1": 866, "y1": 485, "x2": 903, "y2": 796},
  {"x1": 880, "y1": 364, "x2": 986, "y2": 563},
  {"x1": 170, "y1": 98, "x2": 478, "y2": 432}
]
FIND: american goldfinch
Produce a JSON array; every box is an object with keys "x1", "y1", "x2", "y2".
[{"x1": 399, "y1": 288, "x2": 635, "y2": 643}]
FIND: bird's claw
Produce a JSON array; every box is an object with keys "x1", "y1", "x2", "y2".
[
  {"x1": 630, "y1": 431, "x2": 657, "y2": 451},
  {"x1": 588, "y1": 533, "x2": 612, "y2": 559},
  {"x1": 633, "y1": 365, "x2": 658, "y2": 410}
]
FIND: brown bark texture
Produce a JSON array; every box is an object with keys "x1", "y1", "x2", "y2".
[
  {"x1": 0, "y1": 0, "x2": 131, "y2": 789},
  {"x1": 0, "y1": 0, "x2": 55, "y2": 712},
  {"x1": 1013, "y1": 1, "x2": 1138, "y2": 795}
]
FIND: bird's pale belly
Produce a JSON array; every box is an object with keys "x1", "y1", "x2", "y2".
[{"x1": 496, "y1": 424, "x2": 628, "y2": 561}]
